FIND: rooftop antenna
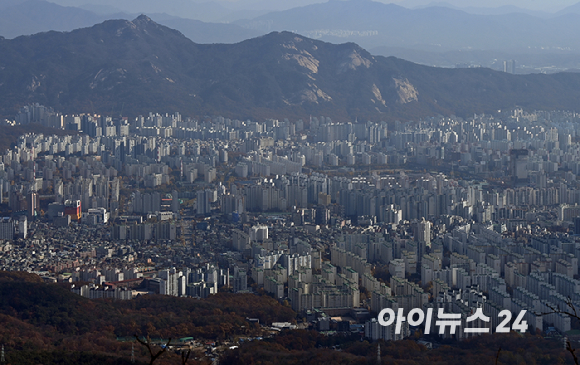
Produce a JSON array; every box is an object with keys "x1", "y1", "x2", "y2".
[{"x1": 1, "y1": 344, "x2": 5, "y2": 364}]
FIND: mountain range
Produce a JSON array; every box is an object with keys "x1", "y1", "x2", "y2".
[
  {"x1": 0, "y1": 0, "x2": 261, "y2": 44},
  {"x1": 4, "y1": 0, "x2": 580, "y2": 72},
  {"x1": 235, "y1": 0, "x2": 580, "y2": 52},
  {"x1": 3, "y1": 16, "x2": 580, "y2": 121}
]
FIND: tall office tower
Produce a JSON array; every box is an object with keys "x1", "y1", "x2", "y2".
[
  {"x1": 510, "y1": 149, "x2": 529, "y2": 186},
  {"x1": 171, "y1": 190, "x2": 180, "y2": 213},
  {"x1": 27, "y1": 191, "x2": 37, "y2": 220},
  {"x1": 574, "y1": 217, "x2": 580, "y2": 235},
  {"x1": 196, "y1": 189, "x2": 211, "y2": 215},
  {"x1": 0, "y1": 217, "x2": 14, "y2": 240},
  {"x1": 416, "y1": 218, "x2": 432, "y2": 269},
  {"x1": 233, "y1": 266, "x2": 247, "y2": 293},
  {"x1": 18, "y1": 216, "x2": 27, "y2": 239}
]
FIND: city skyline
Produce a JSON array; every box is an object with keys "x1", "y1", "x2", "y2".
[{"x1": 2, "y1": 0, "x2": 580, "y2": 363}]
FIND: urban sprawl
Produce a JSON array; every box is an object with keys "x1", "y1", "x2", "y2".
[{"x1": 1, "y1": 104, "x2": 580, "y2": 344}]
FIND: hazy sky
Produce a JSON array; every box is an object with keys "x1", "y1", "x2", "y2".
[
  {"x1": 214, "y1": 0, "x2": 580, "y2": 12},
  {"x1": 392, "y1": 0, "x2": 579, "y2": 11},
  {"x1": 47, "y1": 0, "x2": 580, "y2": 14}
]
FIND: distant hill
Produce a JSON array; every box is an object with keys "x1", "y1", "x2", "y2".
[
  {"x1": 0, "y1": 0, "x2": 260, "y2": 44},
  {"x1": 221, "y1": 328, "x2": 571, "y2": 365},
  {"x1": 3, "y1": 16, "x2": 580, "y2": 121},
  {"x1": 369, "y1": 46, "x2": 580, "y2": 72},
  {"x1": 6, "y1": 0, "x2": 580, "y2": 71},
  {"x1": 0, "y1": 0, "x2": 117, "y2": 39},
  {"x1": 0, "y1": 270, "x2": 295, "y2": 364},
  {"x1": 557, "y1": 1, "x2": 580, "y2": 15},
  {"x1": 51, "y1": 0, "x2": 234, "y2": 22},
  {"x1": 236, "y1": 0, "x2": 580, "y2": 52},
  {"x1": 415, "y1": 2, "x2": 551, "y2": 17},
  {"x1": 154, "y1": 16, "x2": 262, "y2": 44}
]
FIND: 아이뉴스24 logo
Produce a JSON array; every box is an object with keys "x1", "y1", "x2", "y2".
[{"x1": 377, "y1": 308, "x2": 528, "y2": 335}]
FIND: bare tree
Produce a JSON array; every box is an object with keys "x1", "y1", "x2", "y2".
[
  {"x1": 181, "y1": 349, "x2": 191, "y2": 365},
  {"x1": 134, "y1": 335, "x2": 172, "y2": 365},
  {"x1": 567, "y1": 342, "x2": 579, "y2": 365},
  {"x1": 544, "y1": 297, "x2": 579, "y2": 365}
]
